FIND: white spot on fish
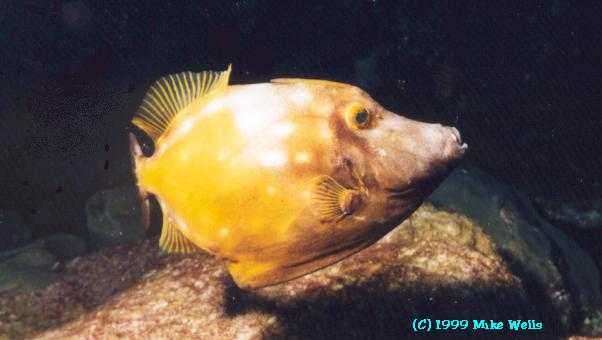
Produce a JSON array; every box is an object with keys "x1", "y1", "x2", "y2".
[
  {"x1": 290, "y1": 87, "x2": 313, "y2": 106},
  {"x1": 218, "y1": 227, "x2": 229, "y2": 238},
  {"x1": 294, "y1": 151, "x2": 311, "y2": 163},
  {"x1": 180, "y1": 118, "x2": 194, "y2": 134},
  {"x1": 266, "y1": 185, "x2": 277, "y2": 195},
  {"x1": 259, "y1": 149, "x2": 287, "y2": 167},
  {"x1": 272, "y1": 122, "x2": 295, "y2": 137},
  {"x1": 301, "y1": 190, "x2": 311, "y2": 201},
  {"x1": 320, "y1": 124, "x2": 333, "y2": 139},
  {"x1": 377, "y1": 148, "x2": 387, "y2": 157},
  {"x1": 228, "y1": 85, "x2": 286, "y2": 138},
  {"x1": 202, "y1": 98, "x2": 224, "y2": 115}
]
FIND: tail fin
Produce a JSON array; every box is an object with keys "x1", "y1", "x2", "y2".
[{"x1": 129, "y1": 132, "x2": 151, "y2": 231}]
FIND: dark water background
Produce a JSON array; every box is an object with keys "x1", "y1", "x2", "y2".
[{"x1": 1, "y1": 2, "x2": 600, "y2": 259}]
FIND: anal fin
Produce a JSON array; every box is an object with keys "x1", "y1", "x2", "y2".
[{"x1": 159, "y1": 211, "x2": 198, "y2": 254}]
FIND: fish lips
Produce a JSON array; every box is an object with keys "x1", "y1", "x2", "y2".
[
  {"x1": 429, "y1": 125, "x2": 467, "y2": 180},
  {"x1": 442, "y1": 126, "x2": 468, "y2": 162}
]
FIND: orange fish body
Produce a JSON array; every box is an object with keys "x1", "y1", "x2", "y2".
[{"x1": 130, "y1": 66, "x2": 466, "y2": 288}]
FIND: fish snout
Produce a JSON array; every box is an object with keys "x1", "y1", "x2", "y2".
[
  {"x1": 440, "y1": 125, "x2": 467, "y2": 161},
  {"x1": 367, "y1": 116, "x2": 466, "y2": 198},
  {"x1": 417, "y1": 123, "x2": 467, "y2": 174},
  {"x1": 412, "y1": 124, "x2": 467, "y2": 188}
]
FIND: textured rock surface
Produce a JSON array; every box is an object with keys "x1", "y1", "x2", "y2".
[
  {"x1": 43, "y1": 233, "x2": 87, "y2": 260},
  {"x1": 533, "y1": 196, "x2": 602, "y2": 230},
  {"x1": 0, "y1": 233, "x2": 86, "y2": 298},
  {"x1": 1, "y1": 204, "x2": 556, "y2": 339},
  {"x1": 0, "y1": 243, "x2": 58, "y2": 296},
  {"x1": 85, "y1": 185, "x2": 146, "y2": 248},
  {"x1": 429, "y1": 164, "x2": 602, "y2": 336},
  {"x1": 0, "y1": 241, "x2": 164, "y2": 339}
]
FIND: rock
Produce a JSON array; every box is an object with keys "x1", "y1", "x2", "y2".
[
  {"x1": 0, "y1": 233, "x2": 85, "y2": 297},
  {"x1": 0, "y1": 167, "x2": 597, "y2": 339},
  {"x1": 0, "y1": 243, "x2": 58, "y2": 295},
  {"x1": 2, "y1": 246, "x2": 56, "y2": 270},
  {"x1": 85, "y1": 185, "x2": 146, "y2": 248},
  {"x1": 43, "y1": 233, "x2": 87, "y2": 260},
  {"x1": 0, "y1": 241, "x2": 167, "y2": 339},
  {"x1": 0, "y1": 210, "x2": 31, "y2": 252},
  {"x1": 582, "y1": 309, "x2": 602, "y2": 338},
  {"x1": 1, "y1": 205, "x2": 564, "y2": 339},
  {"x1": 0, "y1": 269, "x2": 59, "y2": 296},
  {"x1": 428, "y1": 164, "x2": 602, "y2": 336},
  {"x1": 533, "y1": 196, "x2": 602, "y2": 230}
]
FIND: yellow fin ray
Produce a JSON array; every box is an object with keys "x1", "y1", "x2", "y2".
[
  {"x1": 310, "y1": 176, "x2": 362, "y2": 221},
  {"x1": 132, "y1": 64, "x2": 232, "y2": 141},
  {"x1": 159, "y1": 211, "x2": 198, "y2": 254}
]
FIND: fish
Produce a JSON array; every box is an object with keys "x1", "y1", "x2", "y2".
[{"x1": 129, "y1": 65, "x2": 467, "y2": 289}]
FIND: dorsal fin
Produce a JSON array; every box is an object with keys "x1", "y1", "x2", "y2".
[
  {"x1": 270, "y1": 78, "x2": 348, "y2": 88},
  {"x1": 132, "y1": 64, "x2": 232, "y2": 141}
]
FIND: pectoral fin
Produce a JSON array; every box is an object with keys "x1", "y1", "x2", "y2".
[{"x1": 310, "y1": 176, "x2": 362, "y2": 221}]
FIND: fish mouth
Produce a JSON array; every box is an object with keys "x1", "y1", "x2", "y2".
[
  {"x1": 442, "y1": 126, "x2": 468, "y2": 160},
  {"x1": 449, "y1": 126, "x2": 462, "y2": 144}
]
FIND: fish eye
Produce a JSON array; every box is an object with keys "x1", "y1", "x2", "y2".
[
  {"x1": 355, "y1": 110, "x2": 368, "y2": 125},
  {"x1": 344, "y1": 103, "x2": 371, "y2": 129}
]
